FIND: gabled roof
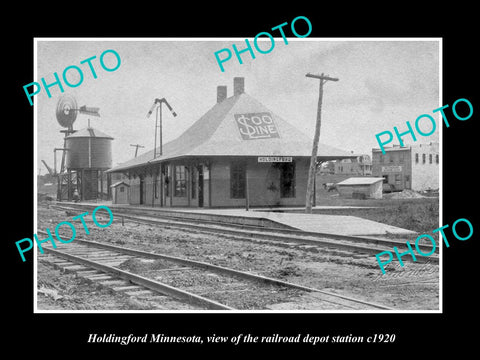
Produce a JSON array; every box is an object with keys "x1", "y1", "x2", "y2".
[
  {"x1": 109, "y1": 91, "x2": 353, "y2": 172},
  {"x1": 110, "y1": 181, "x2": 130, "y2": 188},
  {"x1": 337, "y1": 177, "x2": 384, "y2": 185},
  {"x1": 66, "y1": 127, "x2": 113, "y2": 139}
]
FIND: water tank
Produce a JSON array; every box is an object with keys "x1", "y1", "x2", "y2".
[{"x1": 65, "y1": 127, "x2": 113, "y2": 169}]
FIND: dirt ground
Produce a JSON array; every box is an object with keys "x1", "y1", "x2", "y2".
[
  {"x1": 36, "y1": 261, "x2": 192, "y2": 310},
  {"x1": 313, "y1": 187, "x2": 439, "y2": 236},
  {"x1": 36, "y1": 204, "x2": 439, "y2": 311}
]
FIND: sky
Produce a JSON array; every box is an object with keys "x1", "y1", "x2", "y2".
[{"x1": 34, "y1": 38, "x2": 440, "y2": 174}]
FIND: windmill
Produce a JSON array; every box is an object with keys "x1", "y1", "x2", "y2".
[
  {"x1": 55, "y1": 94, "x2": 100, "y2": 173},
  {"x1": 54, "y1": 94, "x2": 102, "y2": 201},
  {"x1": 146, "y1": 98, "x2": 177, "y2": 158},
  {"x1": 146, "y1": 98, "x2": 177, "y2": 207}
]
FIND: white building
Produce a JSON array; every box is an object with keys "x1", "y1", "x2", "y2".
[
  {"x1": 372, "y1": 142, "x2": 439, "y2": 192},
  {"x1": 334, "y1": 154, "x2": 372, "y2": 176},
  {"x1": 336, "y1": 177, "x2": 384, "y2": 199}
]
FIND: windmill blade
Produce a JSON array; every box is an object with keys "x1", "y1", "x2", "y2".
[
  {"x1": 146, "y1": 102, "x2": 157, "y2": 118},
  {"x1": 78, "y1": 105, "x2": 100, "y2": 117},
  {"x1": 160, "y1": 98, "x2": 177, "y2": 117},
  {"x1": 56, "y1": 95, "x2": 78, "y2": 128}
]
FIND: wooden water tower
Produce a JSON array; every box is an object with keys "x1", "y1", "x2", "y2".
[{"x1": 55, "y1": 95, "x2": 113, "y2": 201}]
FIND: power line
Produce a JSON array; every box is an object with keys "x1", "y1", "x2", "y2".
[{"x1": 305, "y1": 72, "x2": 339, "y2": 214}]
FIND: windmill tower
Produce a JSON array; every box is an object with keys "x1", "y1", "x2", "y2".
[{"x1": 55, "y1": 95, "x2": 112, "y2": 201}]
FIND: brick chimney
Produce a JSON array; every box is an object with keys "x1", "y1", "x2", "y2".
[
  {"x1": 217, "y1": 85, "x2": 227, "y2": 103},
  {"x1": 233, "y1": 77, "x2": 244, "y2": 96}
]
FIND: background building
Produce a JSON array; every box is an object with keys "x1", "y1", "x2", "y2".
[
  {"x1": 336, "y1": 177, "x2": 384, "y2": 199},
  {"x1": 319, "y1": 161, "x2": 335, "y2": 175},
  {"x1": 371, "y1": 142, "x2": 439, "y2": 191},
  {"x1": 334, "y1": 154, "x2": 372, "y2": 176}
]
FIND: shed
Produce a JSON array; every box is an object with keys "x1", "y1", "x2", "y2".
[
  {"x1": 110, "y1": 181, "x2": 130, "y2": 204},
  {"x1": 336, "y1": 177, "x2": 384, "y2": 199}
]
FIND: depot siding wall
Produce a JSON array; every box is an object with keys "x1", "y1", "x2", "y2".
[
  {"x1": 129, "y1": 176, "x2": 140, "y2": 205},
  {"x1": 210, "y1": 158, "x2": 309, "y2": 207},
  {"x1": 210, "y1": 161, "x2": 246, "y2": 207},
  {"x1": 125, "y1": 157, "x2": 310, "y2": 208}
]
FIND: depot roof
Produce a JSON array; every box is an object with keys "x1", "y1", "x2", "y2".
[{"x1": 109, "y1": 87, "x2": 353, "y2": 173}]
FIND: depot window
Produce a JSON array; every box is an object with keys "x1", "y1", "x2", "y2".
[
  {"x1": 174, "y1": 165, "x2": 187, "y2": 197},
  {"x1": 230, "y1": 162, "x2": 246, "y2": 199},
  {"x1": 280, "y1": 162, "x2": 295, "y2": 198}
]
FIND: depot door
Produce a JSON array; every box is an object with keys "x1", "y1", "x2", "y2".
[{"x1": 139, "y1": 176, "x2": 144, "y2": 204}]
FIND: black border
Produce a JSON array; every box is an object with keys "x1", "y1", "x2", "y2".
[{"x1": 7, "y1": 6, "x2": 478, "y2": 355}]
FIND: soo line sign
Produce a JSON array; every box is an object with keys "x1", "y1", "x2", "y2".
[{"x1": 234, "y1": 112, "x2": 280, "y2": 140}]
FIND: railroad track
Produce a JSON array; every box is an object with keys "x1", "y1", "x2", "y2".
[
  {"x1": 50, "y1": 203, "x2": 438, "y2": 263},
  {"x1": 36, "y1": 230, "x2": 393, "y2": 311}
]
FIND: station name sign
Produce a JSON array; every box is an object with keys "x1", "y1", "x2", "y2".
[
  {"x1": 258, "y1": 156, "x2": 292, "y2": 163},
  {"x1": 234, "y1": 112, "x2": 280, "y2": 140},
  {"x1": 381, "y1": 165, "x2": 402, "y2": 172}
]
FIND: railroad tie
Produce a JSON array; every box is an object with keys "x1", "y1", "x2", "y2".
[
  {"x1": 75, "y1": 270, "x2": 101, "y2": 276},
  {"x1": 124, "y1": 290, "x2": 154, "y2": 297},
  {"x1": 112, "y1": 285, "x2": 144, "y2": 292},
  {"x1": 84, "y1": 274, "x2": 114, "y2": 281},
  {"x1": 62, "y1": 264, "x2": 89, "y2": 271},
  {"x1": 99, "y1": 279, "x2": 132, "y2": 286}
]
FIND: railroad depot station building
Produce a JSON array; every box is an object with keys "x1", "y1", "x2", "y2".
[{"x1": 107, "y1": 77, "x2": 354, "y2": 208}]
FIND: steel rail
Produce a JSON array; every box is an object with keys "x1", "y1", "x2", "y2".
[
  {"x1": 50, "y1": 204, "x2": 438, "y2": 260},
  {"x1": 120, "y1": 208, "x2": 419, "y2": 249},
  {"x1": 41, "y1": 246, "x2": 234, "y2": 310},
  {"x1": 39, "y1": 233, "x2": 394, "y2": 310},
  {"x1": 52, "y1": 203, "x2": 423, "y2": 248},
  {"x1": 106, "y1": 213, "x2": 439, "y2": 264}
]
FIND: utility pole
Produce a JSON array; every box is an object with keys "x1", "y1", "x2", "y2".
[
  {"x1": 130, "y1": 144, "x2": 145, "y2": 157},
  {"x1": 305, "y1": 72, "x2": 339, "y2": 214}
]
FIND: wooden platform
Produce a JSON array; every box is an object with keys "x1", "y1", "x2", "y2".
[
  {"x1": 171, "y1": 208, "x2": 417, "y2": 237},
  {"x1": 62, "y1": 202, "x2": 416, "y2": 237}
]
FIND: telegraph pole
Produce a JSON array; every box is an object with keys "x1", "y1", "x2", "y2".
[
  {"x1": 130, "y1": 144, "x2": 145, "y2": 157},
  {"x1": 305, "y1": 73, "x2": 339, "y2": 214}
]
